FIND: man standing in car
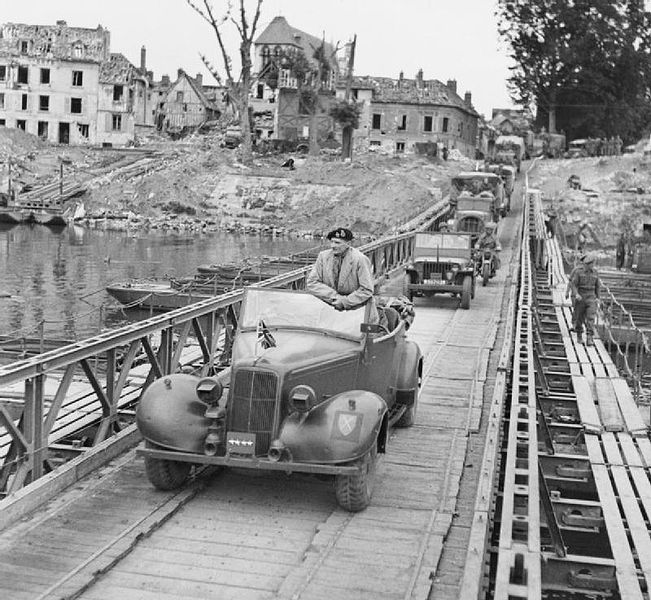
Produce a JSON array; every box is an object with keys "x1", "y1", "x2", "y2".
[{"x1": 307, "y1": 227, "x2": 378, "y2": 322}]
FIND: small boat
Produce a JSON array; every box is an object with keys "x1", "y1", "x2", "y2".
[{"x1": 106, "y1": 279, "x2": 230, "y2": 312}]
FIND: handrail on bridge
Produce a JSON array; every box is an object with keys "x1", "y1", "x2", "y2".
[{"x1": 0, "y1": 199, "x2": 451, "y2": 495}]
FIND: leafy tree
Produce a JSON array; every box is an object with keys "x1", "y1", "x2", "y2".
[
  {"x1": 187, "y1": 0, "x2": 263, "y2": 164},
  {"x1": 497, "y1": 0, "x2": 651, "y2": 143}
]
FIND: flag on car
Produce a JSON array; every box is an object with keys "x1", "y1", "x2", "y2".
[{"x1": 257, "y1": 318, "x2": 277, "y2": 350}]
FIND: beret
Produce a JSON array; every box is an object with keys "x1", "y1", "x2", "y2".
[{"x1": 326, "y1": 227, "x2": 353, "y2": 241}]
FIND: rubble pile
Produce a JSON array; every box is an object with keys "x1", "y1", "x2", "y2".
[
  {"x1": 1, "y1": 126, "x2": 475, "y2": 236},
  {"x1": 530, "y1": 154, "x2": 651, "y2": 258}
]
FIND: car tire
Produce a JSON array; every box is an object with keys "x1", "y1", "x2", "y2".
[
  {"x1": 335, "y1": 444, "x2": 377, "y2": 512},
  {"x1": 144, "y1": 446, "x2": 191, "y2": 491},
  {"x1": 482, "y1": 263, "x2": 490, "y2": 286},
  {"x1": 460, "y1": 275, "x2": 472, "y2": 309}
]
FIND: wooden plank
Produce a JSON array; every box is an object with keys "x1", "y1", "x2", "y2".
[
  {"x1": 594, "y1": 378, "x2": 624, "y2": 432},
  {"x1": 591, "y1": 464, "x2": 644, "y2": 600},
  {"x1": 618, "y1": 435, "x2": 645, "y2": 468},
  {"x1": 611, "y1": 378, "x2": 648, "y2": 437},
  {"x1": 636, "y1": 438, "x2": 651, "y2": 468},
  {"x1": 610, "y1": 466, "x2": 651, "y2": 592},
  {"x1": 601, "y1": 432, "x2": 624, "y2": 466},
  {"x1": 571, "y1": 375, "x2": 602, "y2": 434}
]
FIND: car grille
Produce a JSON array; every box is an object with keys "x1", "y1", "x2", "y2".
[
  {"x1": 229, "y1": 369, "x2": 278, "y2": 455},
  {"x1": 458, "y1": 217, "x2": 483, "y2": 233},
  {"x1": 423, "y1": 262, "x2": 456, "y2": 278}
]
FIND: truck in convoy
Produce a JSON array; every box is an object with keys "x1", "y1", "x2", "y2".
[{"x1": 494, "y1": 135, "x2": 526, "y2": 172}]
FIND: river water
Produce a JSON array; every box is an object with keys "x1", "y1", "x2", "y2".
[{"x1": 0, "y1": 224, "x2": 320, "y2": 342}]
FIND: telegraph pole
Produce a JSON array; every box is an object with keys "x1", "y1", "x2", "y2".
[{"x1": 342, "y1": 34, "x2": 357, "y2": 161}]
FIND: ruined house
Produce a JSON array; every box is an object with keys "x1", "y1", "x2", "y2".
[
  {"x1": 0, "y1": 20, "x2": 150, "y2": 146},
  {"x1": 158, "y1": 70, "x2": 222, "y2": 132},
  {"x1": 252, "y1": 16, "x2": 340, "y2": 142},
  {"x1": 336, "y1": 73, "x2": 479, "y2": 157}
]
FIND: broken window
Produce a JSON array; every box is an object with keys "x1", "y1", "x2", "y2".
[
  {"x1": 256, "y1": 83, "x2": 264, "y2": 99},
  {"x1": 396, "y1": 141, "x2": 405, "y2": 153},
  {"x1": 77, "y1": 123, "x2": 89, "y2": 138},
  {"x1": 72, "y1": 70, "x2": 83, "y2": 87},
  {"x1": 39, "y1": 95, "x2": 49, "y2": 111},
  {"x1": 70, "y1": 98, "x2": 82, "y2": 113},
  {"x1": 370, "y1": 140, "x2": 381, "y2": 147},
  {"x1": 16, "y1": 120, "x2": 26, "y2": 131},
  {"x1": 20, "y1": 40, "x2": 28, "y2": 54},
  {"x1": 17, "y1": 66, "x2": 28, "y2": 84},
  {"x1": 0, "y1": 93, "x2": 4, "y2": 109},
  {"x1": 176, "y1": 91, "x2": 183, "y2": 103},
  {"x1": 183, "y1": 103, "x2": 188, "y2": 112},
  {"x1": 424, "y1": 116, "x2": 433, "y2": 132},
  {"x1": 0, "y1": 65, "x2": 6, "y2": 81},
  {"x1": 40, "y1": 68, "x2": 50, "y2": 84},
  {"x1": 37, "y1": 121, "x2": 48, "y2": 139},
  {"x1": 442, "y1": 117, "x2": 449, "y2": 133},
  {"x1": 0, "y1": 119, "x2": 5, "y2": 126},
  {"x1": 262, "y1": 46, "x2": 271, "y2": 66},
  {"x1": 397, "y1": 115, "x2": 407, "y2": 131},
  {"x1": 112, "y1": 114, "x2": 122, "y2": 130},
  {"x1": 114, "y1": 85, "x2": 124, "y2": 101},
  {"x1": 372, "y1": 114, "x2": 381, "y2": 130},
  {"x1": 21, "y1": 94, "x2": 28, "y2": 110}
]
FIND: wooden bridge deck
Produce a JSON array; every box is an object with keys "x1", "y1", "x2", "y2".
[{"x1": 0, "y1": 212, "x2": 518, "y2": 600}]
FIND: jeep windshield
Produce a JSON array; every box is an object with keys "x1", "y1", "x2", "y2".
[
  {"x1": 240, "y1": 288, "x2": 366, "y2": 340},
  {"x1": 415, "y1": 233, "x2": 469, "y2": 250}
]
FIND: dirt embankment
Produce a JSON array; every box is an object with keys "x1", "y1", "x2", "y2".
[
  {"x1": 1, "y1": 127, "x2": 474, "y2": 237},
  {"x1": 528, "y1": 153, "x2": 651, "y2": 259}
]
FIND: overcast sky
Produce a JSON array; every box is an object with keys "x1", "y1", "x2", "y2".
[{"x1": 3, "y1": 0, "x2": 515, "y2": 117}]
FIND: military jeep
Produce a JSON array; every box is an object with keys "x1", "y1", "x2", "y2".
[
  {"x1": 405, "y1": 232, "x2": 476, "y2": 309},
  {"x1": 136, "y1": 288, "x2": 422, "y2": 512}
]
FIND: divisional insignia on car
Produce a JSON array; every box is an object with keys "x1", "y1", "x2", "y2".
[{"x1": 332, "y1": 411, "x2": 362, "y2": 442}]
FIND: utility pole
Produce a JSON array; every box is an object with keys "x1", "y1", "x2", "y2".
[{"x1": 342, "y1": 34, "x2": 357, "y2": 161}]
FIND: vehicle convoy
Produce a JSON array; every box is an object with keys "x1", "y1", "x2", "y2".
[
  {"x1": 405, "y1": 232, "x2": 476, "y2": 309},
  {"x1": 449, "y1": 171, "x2": 505, "y2": 221},
  {"x1": 136, "y1": 287, "x2": 422, "y2": 512},
  {"x1": 494, "y1": 135, "x2": 526, "y2": 171}
]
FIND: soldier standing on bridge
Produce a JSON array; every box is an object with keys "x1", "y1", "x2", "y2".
[{"x1": 567, "y1": 252, "x2": 600, "y2": 346}]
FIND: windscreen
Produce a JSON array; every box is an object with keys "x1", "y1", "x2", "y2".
[
  {"x1": 240, "y1": 288, "x2": 366, "y2": 339},
  {"x1": 415, "y1": 233, "x2": 469, "y2": 250}
]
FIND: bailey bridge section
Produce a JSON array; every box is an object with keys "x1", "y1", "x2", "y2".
[{"x1": 0, "y1": 171, "x2": 650, "y2": 599}]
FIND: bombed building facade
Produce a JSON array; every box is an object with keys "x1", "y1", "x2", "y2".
[
  {"x1": 0, "y1": 21, "x2": 151, "y2": 146},
  {"x1": 337, "y1": 73, "x2": 479, "y2": 157}
]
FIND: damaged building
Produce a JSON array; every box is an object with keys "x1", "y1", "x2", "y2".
[
  {"x1": 252, "y1": 15, "x2": 340, "y2": 142},
  {"x1": 0, "y1": 20, "x2": 151, "y2": 146},
  {"x1": 337, "y1": 72, "x2": 479, "y2": 157}
]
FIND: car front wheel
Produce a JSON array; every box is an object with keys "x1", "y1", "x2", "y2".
[
  {"x1": 335, "y1": 445, "x2": 378, "y2": 512},
  {"x1": 144, "y1": 444, "x2": 191, "y2": 491}
]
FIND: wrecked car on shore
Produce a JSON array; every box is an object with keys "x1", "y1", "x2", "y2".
[{"x1": 136, "y1": 288, "x2": 422, "y2": 512}]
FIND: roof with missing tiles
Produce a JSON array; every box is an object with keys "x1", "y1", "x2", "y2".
[
  {"x1": 0, "y1": 21, "x2": 110, "y2": 63},
  {"x1": 352, "y1": 75, "x2": 478, "y2": 116},
  {"x1": 99, "y1": 53, "x2": 136, "y2": 83}
]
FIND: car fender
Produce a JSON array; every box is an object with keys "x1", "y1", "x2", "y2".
[
  {"x1": 394, "y1": 341, "x2": 422, "y2": 406},
  {"x1": 278, "y1": 390, "x2": 386, "y2": 463},
  {"x1": 136, "y1": 373, "x2": 211, "y2": 453}
]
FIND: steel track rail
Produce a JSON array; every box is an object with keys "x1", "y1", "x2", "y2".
[{"x1": 489, "y1": 182, "x2": 651, "y2": 599}]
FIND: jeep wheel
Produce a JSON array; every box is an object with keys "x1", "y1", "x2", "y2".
[
  {"x1": 144, "y1": 447, "x2": 191, "y2": 491},
  {"x1": 460, "y1": 275, "x2": 472, "y2": 309},
  {"x1": 335, "y1": 445, "x2": 377, "y2": 512}
]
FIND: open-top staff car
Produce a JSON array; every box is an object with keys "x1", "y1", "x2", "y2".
[
  {"x1": 449, "y1": 171, "x2": 505, "y2": 221},
  {"x1": 405, "y1": 232, "x2": 476, "y2": 309},
  {"x1": 136, "y1": 288, "x2": 422, "y2": 512}
]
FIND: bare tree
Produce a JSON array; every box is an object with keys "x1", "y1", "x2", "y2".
[{"x1": 187, "y1": 0, "x2": 263, "y2": 164}]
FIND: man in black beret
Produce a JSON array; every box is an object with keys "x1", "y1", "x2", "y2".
[{"x1": 307, "y1": 227, "x2": 377, "y2": 321}]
